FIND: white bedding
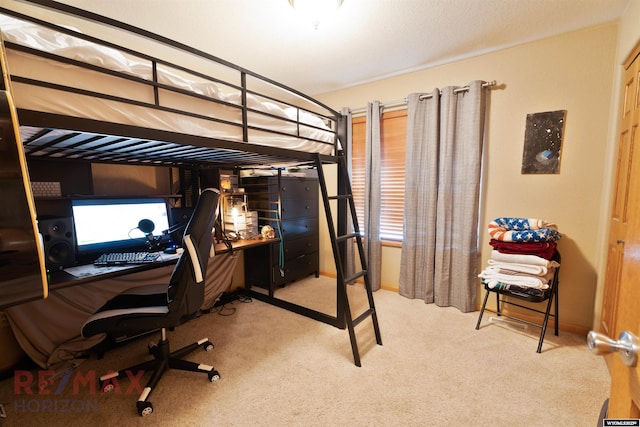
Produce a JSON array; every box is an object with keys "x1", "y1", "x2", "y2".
[{"x1": 0, "y1": 15, "x2": 337, "y2": 155}]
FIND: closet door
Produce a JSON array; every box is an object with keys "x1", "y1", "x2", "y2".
[
  {"x1": 600, "y1": 53, "x2": 638, "y2": 336},
  {"x1": 599, "y1": 42, "x2": 640, "y2": 418}
]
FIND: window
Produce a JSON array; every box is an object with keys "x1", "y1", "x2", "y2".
[{"x1": 351, "y1": 109, "x2": 407, "y2": 242}]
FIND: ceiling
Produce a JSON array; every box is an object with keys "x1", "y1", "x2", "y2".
[{"x1": 22, "y1": 0, "x2": 632, "y2": 96}]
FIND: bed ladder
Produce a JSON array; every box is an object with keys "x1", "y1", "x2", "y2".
[{"x1": 314, "y1": 153, "x2": 382, "y2": 367}]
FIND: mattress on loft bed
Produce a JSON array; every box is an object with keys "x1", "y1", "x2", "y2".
[{"x1": 0, "y1": 15, "x2": 337, "y2": 155}]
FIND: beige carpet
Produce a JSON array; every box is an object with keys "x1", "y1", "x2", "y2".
[{"x1": 0, "y1": 275, "x2": 610, "y2": 426}]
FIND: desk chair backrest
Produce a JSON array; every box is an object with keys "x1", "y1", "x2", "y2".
[{"x1": 167, "y1": 188, "x2": 219, "y2": 323}]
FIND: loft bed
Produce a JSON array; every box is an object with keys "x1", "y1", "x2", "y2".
[
  {"x1": 0, "y1": 1, "x2": 380, "y2": 370},
  {"x1": 0, "y1": 2, "x2": 345, "y2": 170}
]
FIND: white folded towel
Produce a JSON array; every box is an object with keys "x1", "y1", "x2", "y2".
[
  {"x1": 486, "y1": 260, "x2": 549, "y2": 275},
  {"x1": 483, "y1": 265, "x2": 556, "y2": 281},
  {"x1": 489, "y1": 250, "x2": 560, "y2": 268},
  {"x1": 479, "y1": 270, "x2": 549, "y2": 289}
]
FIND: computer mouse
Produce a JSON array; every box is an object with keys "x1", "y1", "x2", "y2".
[{"x1": 163, "y1": 246, "x2": 177, "y2": 254}]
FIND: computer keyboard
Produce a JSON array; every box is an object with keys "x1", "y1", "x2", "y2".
[{"x1": 94, "y1": 251, "x2": 161, "y2": 266}]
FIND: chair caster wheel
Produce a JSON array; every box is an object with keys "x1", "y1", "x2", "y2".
[
  {"x1": 204, "y1": 341, "x2": 214, "y2": 352},
  {"x1": 208, "y1": 370, "x2": 221, "y2": 382},
  {"x1": 137, "y1": 400, "x2": 153, "y2": 416},
  {"x1": 148, "y1": 342, "x2": 158, "y2": 354},
  {"x1": 100, "y1": 380, "x2": 115, "y2": 393}
]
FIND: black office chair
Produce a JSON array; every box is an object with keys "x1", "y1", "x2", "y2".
[{"x1": 81, "y1": 188, "x2": 221, "y2": 416}]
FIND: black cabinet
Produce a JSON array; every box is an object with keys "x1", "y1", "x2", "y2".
[{"x1": 242, "y1": 175, "x2": 319, "y2": 295}]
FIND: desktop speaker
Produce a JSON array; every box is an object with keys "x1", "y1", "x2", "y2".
[
  {"x1": 171, "y1": 207, "x2": 193, "y2": 225},
  {"x1": 38, "y1": 217, "x2": 76, "y2": 271},
  {"x1": 169, "y1": 208, "x2": 193, "y2": 244}
]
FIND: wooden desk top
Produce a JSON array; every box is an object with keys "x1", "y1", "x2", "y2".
[
  {"x1": 216, "y1": 237, "x2": 276, "y2": 252},
  {"x1": 48, "y1": 237, "x2": 277, "y2": 291}
]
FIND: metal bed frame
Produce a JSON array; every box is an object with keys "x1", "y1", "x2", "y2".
[{"x1": 1, "y1": 0, "x2": 381, "y2": 367}]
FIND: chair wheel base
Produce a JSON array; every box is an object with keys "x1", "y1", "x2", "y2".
[
  {"x1": 208, "y1": 370, "x2": 221, "y2": 382},
  {"x1": 137, "y1": 400, "x2": 153, "y2": 416}
]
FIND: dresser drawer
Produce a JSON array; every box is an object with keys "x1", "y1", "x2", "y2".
[
  {"x1": 273, "y1": 252, "x2": 319, "y2": 285},
  {"x1": 279, "y1": 178, "x2": 317, "y2": 199},
  {"x1": 273, "y1": 235, "x2": 319, "y2": 261},
  {"x1": 280, "y1": 217, "x2": 318, "y2": 240},
  {"x1": 280, "y1": 197, "x2": 317, "y2": 220}
]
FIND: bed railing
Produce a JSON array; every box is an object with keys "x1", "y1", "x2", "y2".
[{"x1": 0, "y1": 0, "x2": 343, "y2": 167}]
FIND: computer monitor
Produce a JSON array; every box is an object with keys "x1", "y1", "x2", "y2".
[{"x1": 71, "y1": 197, "x2": 171, "y2": 257}]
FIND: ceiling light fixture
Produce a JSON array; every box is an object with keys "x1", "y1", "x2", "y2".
[{"x1": 288, "y1": 0, "x2": 344, "y2": 30}]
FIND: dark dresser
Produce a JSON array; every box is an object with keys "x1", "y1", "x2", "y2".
[{"x1": 242, "y1": 175, "x2": 319, "y2": 296}]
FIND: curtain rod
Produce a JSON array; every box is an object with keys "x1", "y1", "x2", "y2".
[{"x1": 349, "y1": 80, "x2": 497, "y2": 116}]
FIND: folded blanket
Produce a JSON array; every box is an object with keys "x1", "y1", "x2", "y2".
[
  {"x1": 482, "y1": 265, "x2": 556, "y2": 282},
  {"x1": 487, "y1": 260, "x2": 549, "y2": 275},
  {"x1": 490, "y1": 250, "x2": 560, "y2": 268},
  {"x1": 488, "y1": 217, "x2": 561, "y2": 242},
  {"x1": 479, "y1": 270, "x2": 549, "y2": 289},
  {"x1": 489, "y1": 239, "x2": 557, "y2": 260}
]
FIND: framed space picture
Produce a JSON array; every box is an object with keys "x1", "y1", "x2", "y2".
[{"x1": 521, "y1": 110, "x2": 566, "y2": 174}]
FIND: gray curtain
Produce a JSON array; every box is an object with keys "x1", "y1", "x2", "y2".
[
  {"x1": 364, "y1": 102, "x2": 382, "y2": 291},
  {"x1": 399, "y1": 81, "x2": 487, "y2": 312}
]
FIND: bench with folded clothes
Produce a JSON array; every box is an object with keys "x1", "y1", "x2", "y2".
[{"x1": 479, "y1": 217, "x2": 561, "y2": 298}]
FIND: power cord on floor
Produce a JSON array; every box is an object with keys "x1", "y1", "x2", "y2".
[
  {"x1": 200, "y1": 292, "x2": 252, "y2": 317},
  {"x1": 210, "y1": 304, "x2": 236, "y2": 316},
  {"x1": 237, "y1": 294, "x2": 253, "y2": 303}
]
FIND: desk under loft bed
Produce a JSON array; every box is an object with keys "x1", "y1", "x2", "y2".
[{"x1": 0, "y1": 0, "x2": 381, "y2": 367}]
